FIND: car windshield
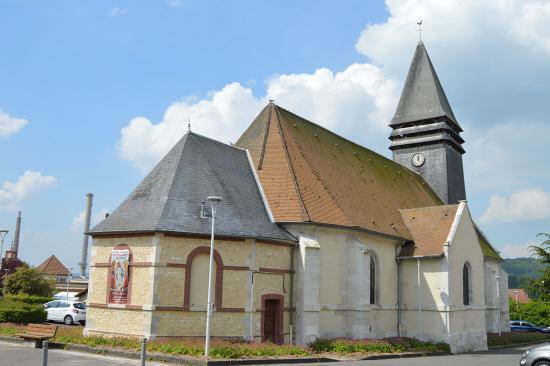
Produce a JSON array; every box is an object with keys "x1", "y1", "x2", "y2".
[{"x1": 73, "y1": 302, "x2": 86, "y2": 310}]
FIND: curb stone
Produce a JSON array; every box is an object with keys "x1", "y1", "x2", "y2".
[
  {"x1": 489, "y1": 340, "x2": 550, "y2": 350},
  {"x1": 361, "y1": 351, "x2": 449, "y2": 360}
]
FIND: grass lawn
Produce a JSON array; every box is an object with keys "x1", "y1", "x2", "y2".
[{"x1": 0, "y1": 323, "x2": 449, "y2": 359}]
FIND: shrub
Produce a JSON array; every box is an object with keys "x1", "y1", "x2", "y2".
[
  {"x1": 510, "y1": 300, "x2": 550, "y2": 327},
  {"x1": 3, "y1": 294, "x2": 53, "y2": 305},
  {"x1": 309, "y1": 337, "x2": 449, "y2": 354},
  {"x1": 0, "y1": 298, "x2": 47, "y2": 323},
  {"x1": 488, "y1": 332, "x2": 550, "y2": 347},
  {"x1": 3, "y1": 267, "x2": 56, "y2": 297}
]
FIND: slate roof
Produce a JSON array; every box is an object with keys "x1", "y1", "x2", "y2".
[
  {"x1": 236, "y1": 103, "x2": 443, "y2": 240},
  {"x1": 37, "y1": 255, "x2": 70, "y2": 276},
  {"x1": 398, "y1": 205, "x2": 459, "y2": 256},
  {"x1": 90, "y1": 132, "x2": 295, "y2": 244},
  {"x1": 390, "y1": 42, "x2": 460, "y2": 129}
]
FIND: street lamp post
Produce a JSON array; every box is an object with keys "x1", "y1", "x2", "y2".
[
  {"x1": 495, "y1": 274, "x2": 501, "y2": 336},
  {"x1": 204, "y1": 196, "x2": 222, "y2": 358},
  {"x1": 66, "y1": 267, "x2": 73, "y2": 300},
  {"x1": 514, "y1": 290, "x2": 519, "y2": 310},
  {"x1": 0, "y1": 229, "x2": 8, "y2": 260}
]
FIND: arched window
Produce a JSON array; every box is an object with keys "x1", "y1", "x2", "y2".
[
  {"x1": 190, "y1": 253, "x2": 215, "y2": 308},
  {"x1": 463, "y1": 262, "x2": 472, "y2": 306},
  {"x1": 183, "y1": 246, "x2": 224, "y2": 311},
  {"x1": 370, "y1": 255, "x2": 376, "y2": 305}
]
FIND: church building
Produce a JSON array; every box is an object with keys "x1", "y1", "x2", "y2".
[{"x1": 84, "y1": 42, "x2": 509, "y2": 353}]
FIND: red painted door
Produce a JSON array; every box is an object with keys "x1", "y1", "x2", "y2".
[{"x1": 263, "y1": 299, "x2": 278, "y2": 343}]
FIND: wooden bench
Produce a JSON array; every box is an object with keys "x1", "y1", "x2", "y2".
[{"x1": 19, "y1": 323, "x2": 58, "y2": 348}]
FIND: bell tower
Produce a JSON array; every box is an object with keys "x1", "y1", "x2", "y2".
[{"x1": 389, "y1": 42, "x2": 466, "y2": 204}]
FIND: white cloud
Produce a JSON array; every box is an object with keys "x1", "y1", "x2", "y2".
[
  {"x1": 116, "y1": 0, "x2": 550, "y2": 224},
  {"x1": 0, "y1": 171, "x2": 57, "y2": 210},
  {"x1": 71, "y1": 208, "x2": 110, "y2": 232},
  {"x1": 465, "y1": 122, "x2": 550, "y2": 193},
  {"x1": 109, "y1": 7, "x2": 128, "y2": 17},
  {"x1": 118, "y1": 65, "x2": 397, "y2": 172},
  {"x1": 500, "y1": 240, "x2": 537, "y2": 259},
  {"x1": 480, "y1": 189, "x2": 550, "y2": 224},
  {"x1": 355, "y1": 0, "x2": 550, "y2": 74},
  {"x1": 0, "y1": 109, "x2": 28, "y2": 138}
]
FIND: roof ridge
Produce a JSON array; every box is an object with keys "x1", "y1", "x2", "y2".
[
  {"x1": 39, "y1": 255, "x2": 54, "y2": 270},
  {"x1": 272, "y1": 106, "x2": 311, "y2": 221},
  {"x1": 274, "y1": 107, "x2": 356, "y2": 226},
  {"x1": 156, "y1": 133, "x2": 190, "y2": 230}
]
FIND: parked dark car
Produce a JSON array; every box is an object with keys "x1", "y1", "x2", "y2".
[
  {"x1": 511, "y1": 321, "x2": 550, "y2": 333},
  {"x1": 520, "y1": 343, "x2": 550, "y2": 366}
]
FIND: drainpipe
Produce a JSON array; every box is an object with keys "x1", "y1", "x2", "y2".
[
  {"x1": 417, "y1": 257, "x2": 422, "y2": 339},
  {"x1": 289, "y1": 244, "x2": 295, "y2": 345},
  {"x1": 249, "y1": 274, "x2": 255, "y2": 341},
  {"x1": 394, "y1": 242, "x2": 406, "y2": 337}
]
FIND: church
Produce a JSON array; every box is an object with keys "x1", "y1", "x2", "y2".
[{"x1": 84, "y1": 42, "x2": 509, "y2": 353}]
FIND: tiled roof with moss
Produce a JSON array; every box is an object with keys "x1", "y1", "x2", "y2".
[
  {"x1": 476, "y1": 226, "x2": 502, "y2": 260},
  {"x1": 237, "y1": 103, "x2": 443, "y2": 240}
]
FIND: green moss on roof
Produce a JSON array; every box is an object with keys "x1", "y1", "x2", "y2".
[{"x1": 476, "y1": 226, "x2": 502, "y2": 260}]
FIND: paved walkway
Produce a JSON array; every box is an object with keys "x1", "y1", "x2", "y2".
[
  {"x1": 289, "y1": 345, "x2": 529, "y2": 366},
  {"x1": 0, "y1": 340, "x2": 534, "y2": 366},
  {"x1": 0, "y1": 341, "x2": 177, "y2": 366}
]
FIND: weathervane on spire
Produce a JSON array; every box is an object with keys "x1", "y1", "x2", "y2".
[{"x1": 417, "y1": 20, "x2": 423, "y2": 42}]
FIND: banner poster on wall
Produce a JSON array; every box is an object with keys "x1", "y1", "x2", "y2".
[{"x1": 109, "y1": 249, "x2": 130, "y2": 304}]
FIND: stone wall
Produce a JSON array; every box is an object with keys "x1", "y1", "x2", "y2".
[
  {"x1": 285, "y1": 223, "x2": 400, "y2": 345},
  {"x1": 85, "y1": 233, "x2": 293, "y2": 342}
]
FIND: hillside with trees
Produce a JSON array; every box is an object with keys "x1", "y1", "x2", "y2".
[{"x1": 503, "y1": 257, "x2": 546, "y2": 288}]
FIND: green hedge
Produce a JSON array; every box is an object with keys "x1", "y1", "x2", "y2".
[
  {"x1": 0, "y1": 299, "x2": 47, "y2": 323},
  {"x1": 488, "y1": 332, "x2": 550, "y2": 347},
  {"x1": 3, "y1": 294, "x2": 53, "y2": 305},
  {"x1": 309, "y1": 338, "x2": 450, "y2": 354},
  {"x1": 510, "y1": 300, "x2": 550, "y2": 327}
]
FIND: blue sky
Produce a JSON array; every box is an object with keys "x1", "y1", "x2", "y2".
[{"x1": 1, "y1": 0, "x2": 550, "y2": 272}]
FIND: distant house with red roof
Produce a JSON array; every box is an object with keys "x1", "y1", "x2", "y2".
[{"x1": 508, "y1": 289, "x2": 530, "y2": 304}]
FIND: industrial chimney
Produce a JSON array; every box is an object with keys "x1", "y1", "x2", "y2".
[
  {"x1": 13, "y1": 211, "x2": 21, "y2": 258},
  {"x1": 79, "y1": 193, "x2": 93, "y2": 277}
]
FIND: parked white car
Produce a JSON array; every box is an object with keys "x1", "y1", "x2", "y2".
[{"x1": 44, "y1": 300, "x2": 86, "y2": 325}]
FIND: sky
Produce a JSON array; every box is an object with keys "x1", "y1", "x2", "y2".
[{"x1": 1, "y1": 0, "x2": 550, "y2": 273}]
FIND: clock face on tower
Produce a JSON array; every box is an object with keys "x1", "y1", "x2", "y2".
[{"x1": 411, "y1": 153, "x2": 425, "y2": 167}]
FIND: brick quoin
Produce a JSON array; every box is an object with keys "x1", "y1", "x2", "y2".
[{"x1": 183, "y1": 246, "x2": 224, "y2": 311}]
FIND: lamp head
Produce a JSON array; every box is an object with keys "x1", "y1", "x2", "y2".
[{"x1": 207, "y1": 196, "x2": 222, "y2": 209}]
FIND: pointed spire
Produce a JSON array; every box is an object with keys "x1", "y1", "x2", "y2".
[{"x1": 390, "y1": 42, "x2": 459, "y2": 128}]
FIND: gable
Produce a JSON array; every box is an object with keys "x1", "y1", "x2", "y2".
[{"x1": 399, "y1": 204, "x2": 459, "y2": 256}]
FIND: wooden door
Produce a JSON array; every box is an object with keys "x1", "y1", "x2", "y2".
[{"x1": 263, "y1": 299, "x2": 279, "y2": 343}]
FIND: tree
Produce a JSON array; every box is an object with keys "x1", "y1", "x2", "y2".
[
  {"x1": 2, "y1": 267, "x2": 56, "y2": 297},
  {"x1": 528, "y1": 233, "x2": 550, "y2": 301}
]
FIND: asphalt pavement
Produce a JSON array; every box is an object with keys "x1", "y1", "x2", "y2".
[
  {"x1": 0, "y1": 341, "x2": 177, "y2": 366},
  {"x1": 0, "y1": 340, "x2": 531, "y2": 366},
  {"x1": 290, "y1": 345, "x2": 529, "y2": 366}
]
